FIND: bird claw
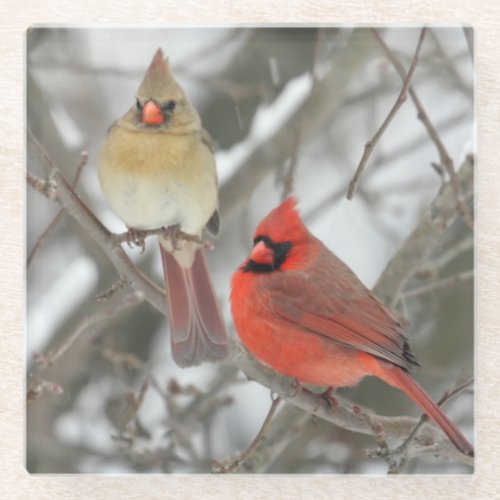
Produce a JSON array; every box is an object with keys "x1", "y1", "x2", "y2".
[
  {"x1": 162, "y1": 224, "x2": 210, "y2": 251},
  {"x1": 288, "y1": 378, "x2": 304, "y2": 398},
  {"x1": 320, "y1": 387, "x2": 338, "y2": 410},
  {"x1": 126, "y1": 228, "x2": 146, "y2": 253},
  {"x1": 162, "y1": 224, "x2": 182, "y2": 251}
]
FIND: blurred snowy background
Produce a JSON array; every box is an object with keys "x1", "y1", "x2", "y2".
[{"x1": 26, "y1": 27, "x2": 474, "y2": 474}]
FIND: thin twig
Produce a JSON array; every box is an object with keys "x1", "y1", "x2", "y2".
[
  {"x1": 27, "y1": 128, "x2": 473, "y2": 468},
  {"x1": 236, "y1": 344, "x2": 473, "y2": 467},
  {"x1": 428, "y1": 30, "x2": 472, "y2": 98},
  {"x1": 219, "y1": 29, "x2": 382, "y2": 221},
  {"x1": 415, "y1": 234, "x2": 473, "y2": 279},
  {"x1": 371, "y1": 28, "x2": 474, "y2": 230},
  {"x1": 374, "y1": 154, "x2": 473, "y2": 308},
  {"x1": 27, "y1": 171, "x2": 58, "y2": 200},
  {"x1": 353, "y1": 403, "x2": 390, "y2": 454},
  {"x1": 101, "y1": 348, "x2": 169, "y2": 400},
  {"x1": 27, "y1": 376, "x2": 64, "y2": 403},
  {"x1": 404, "y1": 269, "x2": 473, "y2": 299},
  {"x1": 437, "y1": 377, "x2": 474, "y2": 406},
  {"x1": 96, "y1": 279, "x2": 128, "y2": 301},
  {"x1": 392, "y1": 376, "x2": 474, "y2": 472},
  {"x1": 26, "y1": 171, "x2": 49, "y2": 194},
  {"x1": 240, "y1": 403, "x2": 312, "y2": 473},
  {"x1": 347, "y1": 28, "x2": 427, "y2": 200},
  {"x1": 28, "y1": 127, "x2": 180, "y2": 315},
  {"x1": 355, "y1": 108, "x2": 469, "y2": 182},
  {"x1": 110, "y1": 378, "x2": 151, "y2": 437},
  {"x1": 213, "y1": 394, "x2": 282, "y2": 473},
  {"x1": 32, "y1": 291, "x2": 144, "y2": 371},
  {"x1": 27, "y1": 151, "x2": 88, "y2": 268}
]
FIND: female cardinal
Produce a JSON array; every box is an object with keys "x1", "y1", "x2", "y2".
[
  {"x1": 230, "y1": 197, "x2": 473, "y2": 457},
  {"x1": 99, "y1": 48, "x2": 228, "y2": 367}
]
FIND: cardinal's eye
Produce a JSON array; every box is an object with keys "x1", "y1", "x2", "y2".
[{"x1": 165, "y1": 100, "x2": 176, "y2": 112}]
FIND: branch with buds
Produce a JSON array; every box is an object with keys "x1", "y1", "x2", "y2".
[{"x1": 27, "y1": 126, "x2": 473, "y2": 469}]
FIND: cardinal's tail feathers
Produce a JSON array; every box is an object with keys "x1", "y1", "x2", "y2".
[
  {"x1": 389, "y1": 367, "x2": 474, "y2": 457},
  {"x1": 160, "y1": 245, "x2": 228, "y2": 367}
]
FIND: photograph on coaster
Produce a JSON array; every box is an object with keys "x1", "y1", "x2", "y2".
[{"x1": 26, "y1": 26, "x2": 474, "y2": 474}]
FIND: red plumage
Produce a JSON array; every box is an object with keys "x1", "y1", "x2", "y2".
[{"x1": 230, "y1": 197, "x2": 473, "y2": 457}]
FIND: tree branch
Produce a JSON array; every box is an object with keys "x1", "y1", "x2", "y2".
[
  {"x1": 404, "y1": 269, "x2": 473, "y2": 299},
  {"x1": 219, "y1": 28, "x2": 381, "y2": 222},
  {"x1": 32, "y1": 291, "x2": 144, "y2": 370},
  {"x1": 239, "y1": 404, "x2": 313, "y2": 473},
  {"x1": 28, "y1": 128, "x2": 166, "y2": 315},
  {"x1": 371, "y1": 28, "x2": 474, "y2": 230},
  {"x1": 213, "y1": 394, "x2": 282, "y2": 473},
  {"x1": 378, "y1": 377, "x2": 474, "y2": 473},
  {"x1": 347, "y1": 28, "x2": 427, "y2": 199},
  {"x1": 374, "y1": 154, "x2": 473, "y2": 307},
  {"x1": 28, "y1": 151, "x2": 88, "y2": 267},
  {"x1": 27, "y1": 129, "x2": 473, "y2": 469},
  {"x1": 234, "y1": 343, "x2": 473, "y2": 467}
]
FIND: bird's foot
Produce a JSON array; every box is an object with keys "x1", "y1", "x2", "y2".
[
  {"x1": 288, "y1": 378, "x2": 304, "y2": 398},
  {"x1": 320, "y1": 387, "x2": 338, "y2": 411},
  {"x1": 162, "y1": 224, "x2": 182, "y2": 251},
  {"x1": 162, "y1": 224, "x2": 210, "y2": 250},
  {"x1": 126, "y1": 228, "x2": 146, "y2": 254}
]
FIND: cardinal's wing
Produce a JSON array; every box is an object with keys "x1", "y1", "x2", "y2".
[{"x1": 268, "y1": 269, "x2": 419, "y2": 371}]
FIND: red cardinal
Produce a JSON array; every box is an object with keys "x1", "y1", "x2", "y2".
[
  {"x1": 230, "y1": 197, "x2": 473, "y2": 457},
  {"x1": 99, "y1": 49, "x2": 228, "y2": 366}
]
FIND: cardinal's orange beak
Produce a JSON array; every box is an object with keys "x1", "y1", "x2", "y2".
[
  {"x1": 249, "y1": 240, "x2": 274, "y2": 266},
  {"x1": 141, "y1": 100, "x2": 164, "y2": 125}
]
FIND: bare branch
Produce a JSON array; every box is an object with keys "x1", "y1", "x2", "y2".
[
  {"x1": 437, "y1": 376, "x2": 474, "y2": 406},
  {"x1": 28, "y1": 151, "x2": 88, "y2": 268},
  {"x1": 27, "y1": 376, "x2": 63, "y2": 403},
  {"x1": 26, "y1": 171, "x2": 57, "y2": 200},
  {"x1": 110, "y1": 378, "x2": 151, "y2": 437},
  {"x1": 347, "y1": 28, "x2": 427, "y2": 200},
  {"x1": 374, "y1": 154, "x2": 473, "y2": 307},
  {"x1": 27, "y1": 129, "x2": 473, "y2": 468},
  {"x1": 415, "y1": 233, "x2": 473, "y2": 278},
  {"x1": 32, "y1": 291, "x2": 144, "y2": 370},
  {"x1": 235, "y1": 343, "x2": 473, "y2": 467},
  {"x1": 371, "y1": 28, "x2": 474, "y2": 230},
  {"x1": 404, "y1": 269, "x2": 473, "y2": 299},
  {"x1": 382, "y1": 377, "x2": 474, "y2": 473},
  {"x1": 28, "y1": 127, "x2": 167, "y2": 315},
  {"x1": 213, "y1": 394, "x2": 282, "y2": 473},
  {"x1": 239, "y1": 403, "x2": 312, "y2": 473},
  {"x1": 219, "y1": 29, "x2": 381, "y2": 222}
]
